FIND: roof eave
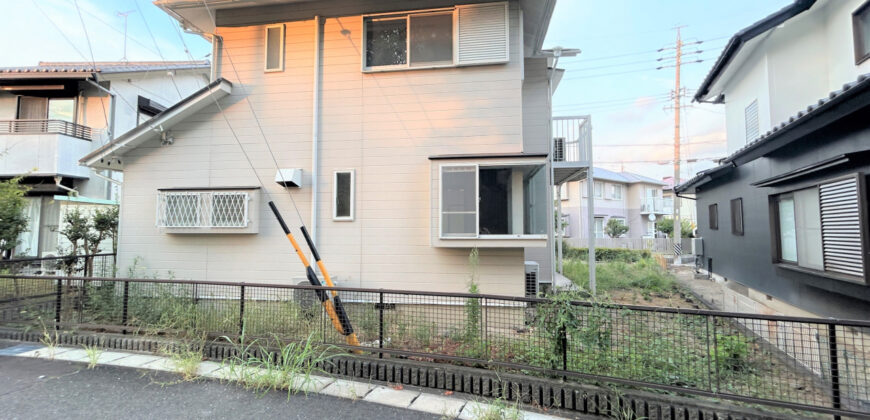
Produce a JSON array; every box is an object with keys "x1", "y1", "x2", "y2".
[
  {"x1": 81, "y1": 78, "x2": 233, "y2": 170},
  {"x1": 693, "y1": 0, "x2": 816, "y2": 103}
]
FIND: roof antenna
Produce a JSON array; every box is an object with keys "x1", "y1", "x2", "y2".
[{"x1": 117, "y1": 10, "x2": 135, "y2": 62}]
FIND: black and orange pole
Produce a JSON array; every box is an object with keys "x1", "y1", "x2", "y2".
[{"x1": 268, "y1": 201, "x2": 361, "y2": 349}]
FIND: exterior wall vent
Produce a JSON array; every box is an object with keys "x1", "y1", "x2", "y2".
[
  {"x1": 275, "y1": 168, "x2": 303, "y2": 188},
  {"x1": 524, "y1": 261, "x2": 540, "y2": 297}
]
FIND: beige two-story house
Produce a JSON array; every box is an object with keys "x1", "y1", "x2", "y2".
[{"x1": 81, "y1": 0, "x2": 583, "y2": 296}]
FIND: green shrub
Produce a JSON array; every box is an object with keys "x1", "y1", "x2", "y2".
[
  {"x1": 562, "y1": 244, "x2": 651, "y2": 262},
  {"x1": 711, "y1": 334, "x2": 751, "y2": 371}
]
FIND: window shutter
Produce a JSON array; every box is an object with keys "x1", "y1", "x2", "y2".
[
  {"x1": 819, "y1": 177, "x2": 864, "y2": 277},
  {"x1": 456, "y1": 2, "x2": 509, "y2": 66},
  {"x1": 745, "y1": 100, "x2": 759, "y2": 142}
]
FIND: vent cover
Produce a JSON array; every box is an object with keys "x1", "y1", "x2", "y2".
[
  {"x1": 553, "y1": 137, "x2": 565, "y2": 162},
  {"x1": 819, "y1": 177, "x2": 864, "y2": 277},
  {"x1": 457, "y1": 2, "x2": 509, "y2": 66}
]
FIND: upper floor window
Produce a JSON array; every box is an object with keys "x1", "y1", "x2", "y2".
[
  {"x1": 363, "y1": 2, "x2": 509, "y2": 72},
  {"x1": 853, "y1": 1, "x2": 870, "y2": 64},
  {"x1": 611, "y1": 184, "x2": 623, "y2": 200},
  {"x1": 264, "y1": 24, "x2": 285, "y2": 72},
  {"x1": 593, "y1": 181, "x2": 603, "y2": 198},
  {"x1": 745, "y1": 99, "x2": 759, "y2": 143},
  {"x1": 17, "y1": 96, "x2": 75, "y2": 123}
]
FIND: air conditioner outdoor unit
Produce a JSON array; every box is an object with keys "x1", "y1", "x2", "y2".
[
  {"x1": 524, "y1": 261, "x2": 540, "y2": 298},
  {"x1": 692, "y1": 238, "x2": 703, "y2": 255},
  {"x1": 553, "y1": 137, "x2": 565, "y2": 162}
]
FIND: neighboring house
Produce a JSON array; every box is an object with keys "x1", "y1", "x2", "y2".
[
  {"x1": 81, "y1": 0, "x2": 582, "y2": 296},
  {"x1": 561, "y1": 168, "x2": 670, "y2": 241},
  {"x1": 0, "y1": 61, "x2": 210, "y2": 257},
  {"x1": 678, "y1": 0, "x2": 870, "y2": 319},
  {"x1": 662, "y1": 176, "x2": 696, "y2": 229}
]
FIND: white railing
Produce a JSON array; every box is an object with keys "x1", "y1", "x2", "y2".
[
  {"x1": 552, "y1": 116, "x2": 590, "y2": 163},
  {"x1": 156, "y1": 190, "x2": 249, "y2": 228},
  {"x1": 640, "y1": 197, "x2": 674, "y2": 214}
]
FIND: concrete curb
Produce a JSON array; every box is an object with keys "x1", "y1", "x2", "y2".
[{"x1": 0, "y1": 343, "x2": 568, "y2": 420}]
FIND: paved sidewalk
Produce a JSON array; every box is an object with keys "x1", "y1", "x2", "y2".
[{"x1": 0, "y1": 340, "x2": 575, "y2": 419}]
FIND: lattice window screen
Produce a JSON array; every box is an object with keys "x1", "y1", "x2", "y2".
[{"x1": 158, "y1": 191, "x2": 249, "y2": 228}]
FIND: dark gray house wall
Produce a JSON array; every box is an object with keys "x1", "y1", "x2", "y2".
[{"x1": 694, "y1": 109, "x2": 870, "y2": 320}]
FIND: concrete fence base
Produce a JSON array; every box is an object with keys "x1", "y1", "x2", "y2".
[{"x1": 0, "y1": 327, "x2": 809, "y2": 420}]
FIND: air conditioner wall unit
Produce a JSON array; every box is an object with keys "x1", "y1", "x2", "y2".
[{"x1": 692, "y1": 238, "x2": 703, "y2": 255}]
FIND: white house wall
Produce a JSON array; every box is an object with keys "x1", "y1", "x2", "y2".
[
  {"x1": 117, "y1": 2, "x2": 533, "y2": 295},
  {"x1": 721, "y1": 0, "x2": 870, "y2": 154}
]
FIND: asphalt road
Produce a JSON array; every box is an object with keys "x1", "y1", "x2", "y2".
[{"x1": 0, "y1": 341, "x2": 440, "y2": 420}]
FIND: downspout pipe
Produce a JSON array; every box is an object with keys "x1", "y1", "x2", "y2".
[{"x1": 311, "y1": 15, "x2": 323, "y2": 249}]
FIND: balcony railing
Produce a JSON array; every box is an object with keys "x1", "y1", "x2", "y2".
[
  {"x1": 641, "y1": 197, "x2": 673, "y2": 214},
  {"x1": 0, "y1": 119, "x2": 93, "y2": 141},
  {"x1": 552, "y1": 116, "x2": 590, "y2": 163}
]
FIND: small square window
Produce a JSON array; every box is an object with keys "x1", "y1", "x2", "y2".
[
  {"x1": 853, "y1": 1, "x2": 870, "y2": 64},
  {"x1": 709, "y1": 203, "x2": 718, "y2": 230},
  {"x1": 730, "y1": 198, "x2": 743, "y2": 236}
]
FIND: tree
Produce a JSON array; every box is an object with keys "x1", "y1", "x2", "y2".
[
  {"x1": 604, "y1": 218, "x2": 628, "y2": 238},
  {"x1": 656, "y1": 218, "x2": 694, "y2": 238},
  {"x1": 0, "y1": 177, "x2": 30, "y2": 259}
]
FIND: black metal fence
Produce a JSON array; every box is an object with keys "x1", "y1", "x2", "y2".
[
  {"x1": 0, "y1": 254, "x2": 115, "y2": 278},
  {"x1": 0, "y1": 274, "x2": 868, "y2": 418}
]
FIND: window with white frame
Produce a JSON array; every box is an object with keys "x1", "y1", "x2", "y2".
[
  {"x1": 594, "y1": 181, "x2": 604, "y2": 198},
  {"x1": 594, "y1": 217, "x2": 605, "y2": 238},
  {"x1": 440, "y1": 163, "x2": 547, "y2": 238},
  {"x1": 333, "y1": 170, "x2": 355, "y2": 221},
  {"x1": 363, "y1": 2, "x2": 508, "y2": 71},
  {"x1": 158, "y1": 190, "x2": 250, "y2": 228},
  {"x1": 264, "y1": 24, "x2": 285, "y2": 72},
  {"x1": 611, "y1": 184, "x2": 623, "y2": 200}
]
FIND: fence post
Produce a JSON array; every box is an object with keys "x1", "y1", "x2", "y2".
[
  {"x1": 828, "y1": 324, "x2": 842, "y2": 419},
  {"x1": 121, "y1": 280, "x2": 129, "y2": 335},
  {"x1": 560, "y1": 325, "x2": 568, "y2": 374},
  {"x1": 238, "y1": 284, "x2": 246, "y2": 341},
  {"x1": 378, "y1": 291, "x2": 384, "y2": 359},
  {"x1": 54, "y1": 279, "x2": 62, "y2": 331}
]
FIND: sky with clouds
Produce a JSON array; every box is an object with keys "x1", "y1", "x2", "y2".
[{"x1": 2, "y1": 0, "x2": 792, "y2": 181}]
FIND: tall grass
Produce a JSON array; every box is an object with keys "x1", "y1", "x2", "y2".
[
  {"x1": 562, "y1": 257, "x2": 676, "y2": 295},
  {"x1": 221, "y1": 330, "x2": 335, "y2": 398}
]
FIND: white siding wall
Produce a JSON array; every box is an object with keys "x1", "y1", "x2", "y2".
[
  {"x1": 116, "y1": 2, "x2": 532, "y2": 295},
  {"x1": 722, "y1": 0, "x2": 870, "y2": 154}
]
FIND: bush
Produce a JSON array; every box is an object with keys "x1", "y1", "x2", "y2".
[
  {"x1": 562, "y1": 243, "x2": 651, "y2": 262},
  {"x1": 711, "y1": 334, "x2": 751, "y2": 372}
]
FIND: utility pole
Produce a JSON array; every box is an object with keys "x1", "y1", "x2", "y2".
[
  {"x1": 672, "y1": 26, "x2": 683, "y2": 265},
  {"x1": 658, "y1": 26, "x2": 703, "y2": 265}
]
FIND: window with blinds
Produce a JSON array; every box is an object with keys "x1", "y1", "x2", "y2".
[{"x1": 772, "y1": 175, "x2": 866, "y2": 281}]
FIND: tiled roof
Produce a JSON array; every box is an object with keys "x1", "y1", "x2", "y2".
[
  {"x1": 0, "y1": 61, "x2": 209, "y2": 74},
  {"x1": 590, "y1": 167, "x2": 666, "y2": 185},
  {"x1": 676, "y1": 73, "x2": 870, "y2": 193}
]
